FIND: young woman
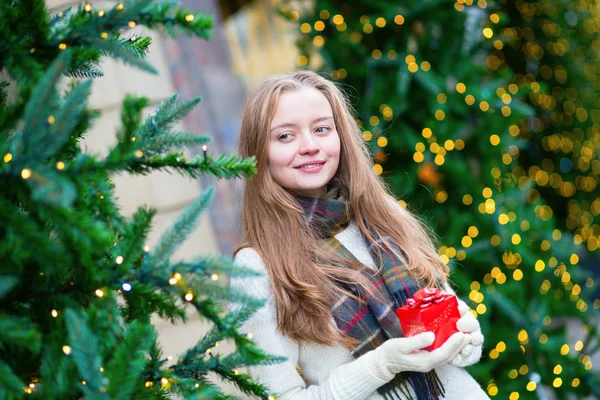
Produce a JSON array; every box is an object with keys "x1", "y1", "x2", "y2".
[{"x1": 231, "y1": 70, "x2": 489, "y2": 400}]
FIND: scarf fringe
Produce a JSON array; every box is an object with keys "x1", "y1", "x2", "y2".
[{"x1": 384, "y1": 371, "x2": 445, "y2": 400}]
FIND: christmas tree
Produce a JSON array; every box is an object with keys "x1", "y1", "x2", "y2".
[
  {"x1": 0, "y1": 0, "x2": 282, "y2": 398},
  {"x1": 495, "y1": 0, "x2": 600, "y2": 262},
  {"x1": 280, "y1": 0, "x2": 600, "y2": 398}
]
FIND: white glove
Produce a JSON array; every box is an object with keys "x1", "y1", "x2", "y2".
[
  {"x1": 368, "y1": 331, "x2": 471, "y2": 380},
  {"x1": 450, "y1": 300, "x2": 484, "y2": 367}
]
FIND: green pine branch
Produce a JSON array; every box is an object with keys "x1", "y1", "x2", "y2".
[
  {"x1": 170, "y1": 256, "x2": 264, "y2": 280},
  {"x1": 87, "y1": 35, "x2": 156, "y2": 74},
  {"x1": 0, "y1": 0, "x2": 280, "y2": 397},
  {"x1": 11, "y1": 50, "x2": 71, "y2": 160},
  {"x1": 150, "y1": 186, "x2": 215, "y2": 267},
  {"x1": 105, "y1": 322, "x2": 154, "y2": 399},
  {"x1": 64, "y1": 308, "x2": 108, "y2": 399},
  {"x1": 115, "y1": 206, "x2": 157, "y2": 276}
]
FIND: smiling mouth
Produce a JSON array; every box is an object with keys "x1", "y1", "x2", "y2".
[{"x1": 295, "y1": 162, "x2": 325, "y2": 170}]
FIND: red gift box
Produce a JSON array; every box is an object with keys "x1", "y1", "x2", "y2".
[{"x1": 395, "y1": 288, "x2": 461, "y2": 351}]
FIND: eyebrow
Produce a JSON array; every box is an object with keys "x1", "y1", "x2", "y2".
[{"x1": 270, "y1": 116, "x2": 334, "y2": 133}]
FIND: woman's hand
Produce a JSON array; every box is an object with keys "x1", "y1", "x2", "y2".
[
  {"x1": 371, "y1": 331, "x2": 471, "y2": 378},
  {"x1": 450, "y1": 300, "x2": 484, "y2": 367}
]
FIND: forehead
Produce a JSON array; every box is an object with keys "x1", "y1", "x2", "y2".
[{"x1": 270, "y1": 88, "x2": 333, "y2": 126}]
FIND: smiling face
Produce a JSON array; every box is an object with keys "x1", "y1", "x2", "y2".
[{"x1": 268, "y1": 88, "x2": 341, "y2": 198}]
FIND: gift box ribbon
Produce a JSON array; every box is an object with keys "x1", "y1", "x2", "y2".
[{"x1": 405, "y1": 288, "x2": 452, "y2": 309}]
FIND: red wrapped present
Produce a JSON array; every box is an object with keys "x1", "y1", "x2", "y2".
[{"x1": 395, "y1": 288, "x2": 461, "y2": 351}]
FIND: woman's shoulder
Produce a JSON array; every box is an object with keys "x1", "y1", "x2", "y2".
[
  {"x1": 231, "y1": 247, "x2": 273, "y2": 300},
  {"x1": 233, "y1": 246, "x2": 267, "y2": 272}
]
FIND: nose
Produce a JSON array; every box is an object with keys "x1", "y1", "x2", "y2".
[{"x1": 298, "y1": 132, "x2": 319, "y2": 155}]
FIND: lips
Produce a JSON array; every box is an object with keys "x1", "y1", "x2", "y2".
[{"x1": 294, "y1": 161, "x2": 326, "y2": 169}]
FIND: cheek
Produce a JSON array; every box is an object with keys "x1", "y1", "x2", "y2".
[
  {"x1": 326, "y1": 133, "x2": 342, "y2": 160},
  {"x1": 268, "y1": 144, "x2": 295, "y2": 170}
]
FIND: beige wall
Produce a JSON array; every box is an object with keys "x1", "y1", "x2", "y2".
[
  {"x1": 223, "y1": 0, "x2": 319, "y2": 88},
  {"x1": 46, "y1": 0, "x2": 244, "y2": 396}
]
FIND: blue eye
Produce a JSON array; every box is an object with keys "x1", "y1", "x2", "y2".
[
  {"x1": 278, "y1": 133, "x2": 291, "y2": 141},
  {"x1": 315, "y1": 126, "x2": 330, "y2": 133}
]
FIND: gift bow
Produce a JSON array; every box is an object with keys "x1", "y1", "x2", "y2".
[{"x1": 406, "y1": 288, "x2": 453, "y2": 309}]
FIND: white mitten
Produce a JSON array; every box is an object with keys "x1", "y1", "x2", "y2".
[
  {"x1": 450, "y1": 300, "x2": 484, "y2": 367},
  {"x1": 368, "y1": 331, "x2": 471, "y2": 381}
]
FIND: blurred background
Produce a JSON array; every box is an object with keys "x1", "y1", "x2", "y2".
[{"x1": 46, "y1": 0, "x2": 600, "y2": 398}]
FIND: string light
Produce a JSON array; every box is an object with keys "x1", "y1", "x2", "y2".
[
  {"x1": 394, "y1": 15, "x2": 405, "y2": 25},
  {"x1": 332, "y1": 14, "x2": 344, "y2": 25},
  {"x1": 51, "y1": 309, "x2": 58, "y2": 318}
]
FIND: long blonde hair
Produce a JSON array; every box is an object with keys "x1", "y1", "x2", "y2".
[{"x1": 235, "y1": 70, "x2": 447, "y2": 347}]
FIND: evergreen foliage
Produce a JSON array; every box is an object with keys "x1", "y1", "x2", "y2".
[{"x1": 0, "y1": 0, "x2": 281, "y2": 398}]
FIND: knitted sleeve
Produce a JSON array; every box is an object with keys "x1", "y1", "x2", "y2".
[{"x1": 230, "y1": 247, "x2": 391, "y2": 400}]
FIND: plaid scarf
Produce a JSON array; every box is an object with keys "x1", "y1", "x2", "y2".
[{"x1": 295, "y1": 182, "x2": 444, "y2": 400}]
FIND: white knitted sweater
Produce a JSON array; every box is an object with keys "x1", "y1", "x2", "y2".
[{"x1": 231, "y1": 221, "x2": 490, "y2": 400}]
